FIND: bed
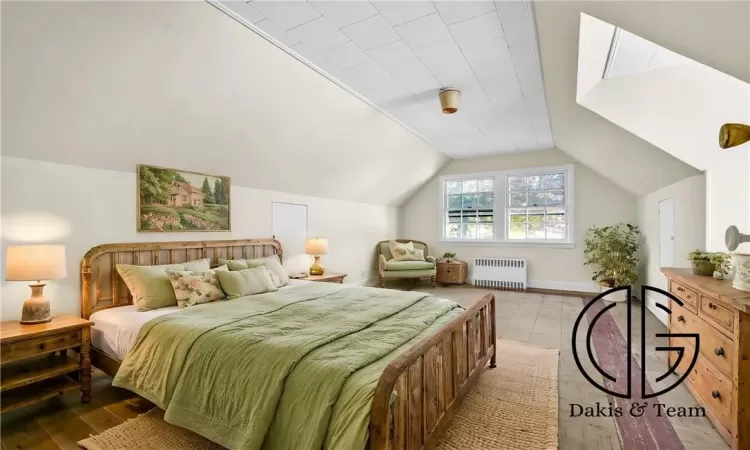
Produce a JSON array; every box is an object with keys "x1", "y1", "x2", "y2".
[{"x1": 81, "y1": 239, "x2": 496, "y2": 450}]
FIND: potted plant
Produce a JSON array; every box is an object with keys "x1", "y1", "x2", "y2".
[
  {"x1": 687, "y1": 250, "x2": 731, "y2": 278},
  {"x1": 441, "y1": 252, "x2": 457, "y2": 263},
  {"x1": 584, "y1": 223, "x2": 641, "y2": 302}
]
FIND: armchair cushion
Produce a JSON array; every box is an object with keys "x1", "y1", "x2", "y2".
[
  {"x1": 382, "y1": 268, "x2": 436, "y2": 278},
  {"x1": 384, "y1": 260, "x2": 435, "y2": 271},
  {"x1": 379, "y1": 240, "x2": 427, "y2": 261}
]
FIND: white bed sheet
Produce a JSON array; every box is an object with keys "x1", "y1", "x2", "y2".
[{"x1": 90, "y1": 279, "x2": 315, "y2": 360}]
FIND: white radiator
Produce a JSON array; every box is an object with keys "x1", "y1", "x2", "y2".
[{"x1": 472, "y1": 257, "x2": 527, "y2": 289}]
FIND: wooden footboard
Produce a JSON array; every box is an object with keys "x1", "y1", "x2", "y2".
[{"x1": 370, "y1": 293, "x2": 496, "y2": 450}]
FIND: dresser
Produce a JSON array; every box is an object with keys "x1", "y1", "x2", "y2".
[{"x1": 662, "y1": 268, "x2": 750, "y2": 449}]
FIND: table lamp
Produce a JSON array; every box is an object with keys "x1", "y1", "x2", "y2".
[
  {"x1": 5, "y1": 245, "x2": 67, "y2": 324},
  {"x1": 305, "y1": 238, "x2": 328, "y2": 276}
]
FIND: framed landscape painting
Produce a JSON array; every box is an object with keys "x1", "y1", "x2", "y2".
[{"x1": 137, "y1": 164, "x2": 231, "y2": 232}]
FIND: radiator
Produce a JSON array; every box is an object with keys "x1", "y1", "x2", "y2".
[{"x1": 472, "y1": 257, "x2": 527, "y2": 289}]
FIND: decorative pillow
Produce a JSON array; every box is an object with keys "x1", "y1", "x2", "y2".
[
  {"x1": 220, "y1": 255, "x2": 288, "y2": 288},
  {"x1": 389, "y1": 241, "x2": 425, "y2": 262},
  {"x1": 167, "y1": 267, "x2": 226, "y2": 308},
  {"x1": 216, "y1": 266, "x2": 278, "y2": 299},
  {"x1": 183, "y1": 258, "x2": 211, "y2": 271},
  {"x1": 116, "y1": 263, "x2": 187, "y2": 311}
]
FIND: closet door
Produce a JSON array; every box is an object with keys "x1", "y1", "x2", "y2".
[{"x1": 659, "y1": 198, "x2": 675, "y2": 290}]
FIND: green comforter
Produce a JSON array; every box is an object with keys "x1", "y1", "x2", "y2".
[{"x1": 112, "y1": 283, "x2": 462, "y2": 450}]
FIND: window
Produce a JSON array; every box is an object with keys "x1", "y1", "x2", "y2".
[
  {"x1": 182, "y1": 196, "x2": 187, "y2": 202},
  {"x1": 441, "y1": 165, "x2": 574, "y2": 246}
]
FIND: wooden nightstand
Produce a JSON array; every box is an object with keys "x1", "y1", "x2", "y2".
[
  {"x1": 0, "y1": 316, "x2": 93, "y2": 413},
  {"x1": 302, "y1": 272, "x2": 347, "y2": 284}
]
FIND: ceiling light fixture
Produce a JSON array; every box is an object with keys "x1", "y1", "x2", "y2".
[{"x1": 439, "y1": 88, "x2": 461, "y2": 114}]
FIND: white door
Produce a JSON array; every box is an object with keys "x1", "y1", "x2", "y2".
[
  {"x1": 272, "y1": 202, "x2": 308, "y2": 274},
  {"x1": 659, "y1": 199, "x2": 675, "y2": 291}
]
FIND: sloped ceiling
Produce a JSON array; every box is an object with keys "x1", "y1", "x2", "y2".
[
  {"x1": 533, "y1": 0, "x2": 750, "y2": 196},
  {"x1": 1, "y1": 1, "x2": 448, "y2": 207}
]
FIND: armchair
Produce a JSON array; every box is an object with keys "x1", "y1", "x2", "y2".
[{"x1": 377, "y1": 239, "x2": 436, "y2": 288}]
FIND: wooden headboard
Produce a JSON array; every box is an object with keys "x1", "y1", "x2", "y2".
[{"x1": 80, "y1": 239, "x2": 282, "y2": 319}]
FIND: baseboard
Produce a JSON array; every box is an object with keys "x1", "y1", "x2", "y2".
[
  {"x1": 644, "y1": 293, "x2": 669, "y2": 326},
  {"x1": 467, "y1": 277, "x2": 599, "y2": 293}
]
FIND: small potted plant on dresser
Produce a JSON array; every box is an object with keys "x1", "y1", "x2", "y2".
[
  {"x1": 584, "y1": 223, "x2": 640, "y2": 302},
  {"x1": 687, "y1": 250, "x2": 731, "y2": 278},
  {"x1": 436, "y1": 252, "x2": 468, "y2": 285}
]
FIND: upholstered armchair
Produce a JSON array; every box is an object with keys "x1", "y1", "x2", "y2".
[{"x1": 377, "y1": 239, "x2": 436, "y2": 288}]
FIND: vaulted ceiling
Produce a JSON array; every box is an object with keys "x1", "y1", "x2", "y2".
[{"x1": 218, "y1": 0, "x2": 554, "y2": 158}]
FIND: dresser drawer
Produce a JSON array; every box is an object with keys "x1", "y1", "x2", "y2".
[
  {"x1": 0, "y1": 331, "x2": 80, "y2": 364},
  {"x1": 699, "y1": 296, "x2": 735, "y2": 334},
  {"x1": 672, "y1": 337, "x2": 733, "y2": 430},
  {"x1": 669, "y1": 280, "x2": 698, "y2": 312},
  {"x1": 670, "y1": 300, "x2": 734, "y2": 379}
]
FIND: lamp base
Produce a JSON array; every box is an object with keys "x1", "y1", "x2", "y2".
[
  {"x1": 309, "y1": 255, "x2": 325, "y2": 276},
  {"x1": 20, "y1": 283, "x2": 52, "y2": 325}
]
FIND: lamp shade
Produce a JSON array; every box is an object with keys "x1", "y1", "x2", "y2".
[
  {"x1": 5, "y1": 245, "x2": 67, "y2": 281},
  {"x1": 305, "y1": 238, "x2": 328, "y2": 255}
]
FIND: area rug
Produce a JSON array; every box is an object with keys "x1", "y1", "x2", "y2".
[{"x1": 79, "y1": 339, "x2": 558, "y2": 450}]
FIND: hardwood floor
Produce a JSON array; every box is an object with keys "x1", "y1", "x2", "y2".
[{"x1": 0, "y1": 285, "x2": 728, "y2": 450}]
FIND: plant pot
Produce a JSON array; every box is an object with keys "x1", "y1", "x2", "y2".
[
  {"x1": 600, "y1": 285, "x2": 627, "y2": 303},
  {"x1": 691, "y1": 260, "x2": 716, "y2": 276},
  {"x1": 732, "y1": 253, "x2": 750, "y2": 292}
]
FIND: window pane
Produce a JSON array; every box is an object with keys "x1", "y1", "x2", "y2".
[
  {"x1": 446, "y1": 181, "x2": 461, "y2": 194},
  {"x1": 509, "y1": 191, "x2": 527, "y2": 207},
  {"x1": 478, "y1": 214, "x2": 494, "y2": 222},
  {"x1": 525, "y1": 175, "x2": 544, "y2": 190},
  {"x1": 462, "y1": 193, "x2": 478, "y2": 209},
  {"x1": 447, "y1": 214, "x2": 461, "y2": 223},
  {"x1": 446, "y1": 224, "x2": 460, "y2": 238},
  {"x1": 448, "y1": 194, "x2": 462, "y2": 209},
  {"x1": 478, "y1": 223, "x2": 494, "y2": 239},
  {"x1": 528, "y1": 191, "x2": 545, "y2": 206},
  {"x1": 461, "y1": 223, "x2": 477, "y2": 238},
  {"x1": 544, "y1": 173, "x2": 564, "y2": 189},
  {"x1": 508, "y1": 222, "x2": 526, "y2": 239},
  {"x1": 462, "y1": 180, "x2": 477, "y2": 193},
  {"x1": 528, "y1": 218, "x2": 544, "y2": 239},
  {"x1": 546, "y1": 208, "x2": 565, "y2": 223},
  {"x1": 508, "y1": 209, "x2": 526, "y2": 223},
  {"x1": 478, "y1": 192, "x2": 494, "y2": 208},
  {"x1": 508, "y1": 176, "x2": 525, "y2": 191},
  {"x1": 462, "y1": 215, "x2": 478, "y2": 223},
  {"x1": 478, "y1": 179, "x2": 494, "y2": 193},
  {"x1": 546, "y1": 190, "x2": 565, "y2": 206},
  {"x1": 546, "y1": 221, "x2": 565, "y2": 239}
]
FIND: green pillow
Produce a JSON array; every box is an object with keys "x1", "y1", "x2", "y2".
[
  {"x1": 116, "y1": 263, "x2": 186, "y2": 311},
  {"x1": 216, "y1": 266, "x2": 278, "y2": 299},
  {"x1": 184, "y1": 258, "x2": 211, "y2": 271},
  {"x1": 218, "y1": 256, "x2": 287, "y2": 287}
]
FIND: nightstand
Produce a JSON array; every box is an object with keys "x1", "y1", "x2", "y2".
[
  {"x1": 302, "y1": 272, "x2": 347, "y2": 284},
  {"x1": 0, "y1": 316, "x2": 93, "y2": 413}
]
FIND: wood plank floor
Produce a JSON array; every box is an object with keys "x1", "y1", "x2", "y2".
[{"x1": 0, "y1": 285, "x2": 728, "y2": 450}]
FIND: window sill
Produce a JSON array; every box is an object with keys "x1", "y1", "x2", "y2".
[{"x1": 438, "y1": 239, "x2": 575, "y2": 249}]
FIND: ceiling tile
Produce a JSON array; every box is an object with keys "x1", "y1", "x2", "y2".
[
  {"x1": 340, "y1": 15, "x2": 400, "y2": 50},
  {"x1": 255, "y1": 19, "x2": 301, "y2": 47},
  {"x1": 462, "y1": 38, "x2": 513, "y2": 79},
  {"x1": 249, "y1": 1, "x2": 321, "y2": 30},
  {"x1": 481, "y1": 73, "x2": 523, "y2": 109},
  {"x1": 413, "y1": 39, "x2": 474, "y2": 86},
  {"x1": 308, "y1": 1, "x2": 379, "y2": 28},
  {"x1": 434, "y1": 1, "x2": 495, "y2": 25},
  {"x1": 494, "y1": 0, "x2": 531, "y2": 46},
  {"x1": 342, "y1": 61, "x2": 400, "y2": 91},
  {"x1": 288, "y1": 17, "x2": 348, "y2": 53},
  {"x1": 366, "y1": 40, "x2": 417, "y2": 70},
  {"x1": 449, "y1": 11, "x2": 504, "y2": 49},
  {"x1": 387, "y1": 58, "x2": 442, "y2": 96},
  {"x1": 318, "y1": 41, "x2": 371, "y2": 70},
  {"x1": 371, "y1": 1, "x2": 437, "y2": 27},
  {"x1": 290, "y1": 42, "x2": 330, "y2": 67},
  {"x1": 393, "y1": 13, "x2": 452, "y2": 50},
  {"x1": 222, "y1": 1, "x2": 265, "y2": 24}
]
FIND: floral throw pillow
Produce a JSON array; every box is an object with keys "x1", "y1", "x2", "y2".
[
  {"x1": 167, "y1": 268, "x2": 226, "y2": 308},
  {"x1": 390, "y1": 246, "x2": 425, "y2": 262}
]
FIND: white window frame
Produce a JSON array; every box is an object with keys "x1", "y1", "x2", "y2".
[{"x1": 439, "y1": 164, "x2": 575, "y2": 248}]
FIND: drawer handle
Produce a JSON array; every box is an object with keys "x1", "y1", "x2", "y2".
[
  {"x1": 708, "y1": 302, "x2": 715, "y2": 309},
  {"x1": 677, "y1": 286, "x2": 684, "y2": 292},
  {"x1": 712, "y1": 390, "x2": 721, "y2": 399},
  {"x1": 677, "y1": 315, "x2": 685, "y2": 323},
  {"x1": 39, "y1": 343, "x2": 47, "y2": 350},
  {"x1": 714, "y1": 347, "x2": 725, "y2": 356}
]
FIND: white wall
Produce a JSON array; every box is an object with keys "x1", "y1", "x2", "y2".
[
  {"x1": 401, "y1": 149, "x2": 637, "y2": 292},
  {"x1": 0, "y1": 157, "x2": 398, "y2": 320},
  {"x1": 2, "y1": 1, "x2": 448, "y2": 207},
  {"x1": 637, "y1": 175, "x2": 706, "y2": 324}
]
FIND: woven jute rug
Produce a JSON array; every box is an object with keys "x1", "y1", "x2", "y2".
[{"x1": 79, "y1": 339, "x2": 558, "y2": 450}]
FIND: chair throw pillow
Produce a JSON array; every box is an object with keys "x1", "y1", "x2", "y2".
[{"x1": 389, "y1": 241, "x2": 425, "y2": 262}]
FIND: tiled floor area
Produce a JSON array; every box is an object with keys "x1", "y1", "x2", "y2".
[{"x1": 0, "y1": 285, "x2": 729, "y2": 449}]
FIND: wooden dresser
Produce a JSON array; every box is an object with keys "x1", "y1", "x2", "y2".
[{"x1": 662, "y1": 268, "x2": 750, "y2": 449}]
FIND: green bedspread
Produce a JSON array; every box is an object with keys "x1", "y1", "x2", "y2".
[{"x1": 112, "y1": 283, "x2": 463, "y2": 450}]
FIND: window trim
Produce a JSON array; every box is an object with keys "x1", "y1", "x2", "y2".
[{"x1": 439, "y1": 164, "x2": 575, "y2": 247}]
